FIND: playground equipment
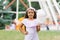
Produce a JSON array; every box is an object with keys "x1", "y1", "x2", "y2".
[{"x1": 0, "y1": 0, "x2": 60, "y2": 30}]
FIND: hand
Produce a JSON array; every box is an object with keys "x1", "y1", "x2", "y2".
[
  {"x1": 36, "y1": 24, "x2": 40, "y2": 32},
  {"x1": 23, "y1": 31, "x2": 28, "y2": 35}
]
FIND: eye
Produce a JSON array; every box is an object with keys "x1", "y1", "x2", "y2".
[
  {"x1": 28, "y1": 12, "x2": 34, "y2": 13},
  {"x1": 29, "y1": 12, "x2": 31, "y2": 13},
  {"x1": 31, "y1": 12, "x2": 34, "y2": 13}
]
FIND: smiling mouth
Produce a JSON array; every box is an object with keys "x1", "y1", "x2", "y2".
[{"x1": 29, "y1": 15, "x2": 33, "y2": 16}]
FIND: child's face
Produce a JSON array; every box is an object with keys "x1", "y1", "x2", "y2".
[{"x1": 27, "y1": 9, "x2": 34, "y2": 19}]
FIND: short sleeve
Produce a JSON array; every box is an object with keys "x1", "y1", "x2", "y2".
[
  {"x1": 21, "y1": 19, "x2": 26, "y2": 25},
  {"x1": 37, "y1": 19, "x2": 44, "y2": 24},
  {"x1": 36, "y1": 19, "x2": 40, "y2": 23},
  {"x1": 35, "y1": 19, "x2": 42, "y2": 25}
]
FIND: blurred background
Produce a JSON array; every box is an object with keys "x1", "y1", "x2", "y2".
[
  {"x1": 0, "y1": 0, "x2": 60, "y2": 40},
  {"x1": 0, "y1": 0, "x2": 60, "y2": 30}
]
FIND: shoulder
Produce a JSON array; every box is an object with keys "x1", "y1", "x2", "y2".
[
  {"x1": 22, "y1": 18, "x2": 28, "y2": 21},
  {"x1": 34, "y1": 19, "x2": 40, "y2": 24},
  {"x1": 21, "y1": 18, "x2": 28, "y2": 23},
  {"x1": 34, "y1": 19, "x2": 39, "y2": 22}
]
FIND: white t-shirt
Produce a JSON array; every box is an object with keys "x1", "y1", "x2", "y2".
[{"x1": 22, "y1": 19, "x2": 39, "y2": 34}]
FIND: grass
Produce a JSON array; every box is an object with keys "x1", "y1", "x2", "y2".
[
  {"x1": 0, "y1": 30, "x2": 60, "y2": 40},
  {"x1": 39, "y1": 31, "x2": 60, "y2": 40}
]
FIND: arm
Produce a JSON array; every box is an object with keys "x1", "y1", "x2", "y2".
[
  {"x1": 36, "y1": 24, "x2": 40, "y2": 32},
  {"x1": 5, "y1": 0, "x2": 15, "y2": 9},
  {"x1": 19, "y1": 0, "x2": 28, "y2": 9},
  {"x1": 19, "y1": 23, "x2": 28, "y2": 35}
]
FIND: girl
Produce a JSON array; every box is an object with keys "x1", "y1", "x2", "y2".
[{"x1": 19, "y1": 8, "x2": 40, "y2": 40}]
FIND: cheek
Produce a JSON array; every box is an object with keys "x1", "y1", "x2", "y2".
[
  {"x1": 28, "y1": 13, "x2": 30, "y2": 16},
  {"x1": 32, "y1": 13, "x2": 34, "y2": 16}
]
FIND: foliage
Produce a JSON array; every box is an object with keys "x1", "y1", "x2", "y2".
[{"x1": 0, "y1": 0, "x2": 41, "y2": 29}]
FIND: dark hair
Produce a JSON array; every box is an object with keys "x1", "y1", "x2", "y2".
[{"x1": 25, "y1": 9, "x2": 37, "y2": 19}]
